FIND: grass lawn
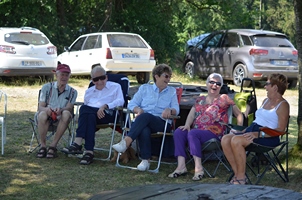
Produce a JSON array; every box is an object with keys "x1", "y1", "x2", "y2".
[{"x1": 0, "y1": 74, "x2": 302, "y2": 200}]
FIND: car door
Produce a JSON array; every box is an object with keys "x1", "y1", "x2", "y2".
[
  {"x1": 220, "y1": 32, "x2": 240, "y2": 78},
  {"x1": 61, "y1": 36, "x2": 86, "y2": 74},
  {"x1": 80, "y1": 35, "x2": 100, "y2": 73},
  {"x1": 200, "y1": 32, "x2": 224, "y2": 77}
]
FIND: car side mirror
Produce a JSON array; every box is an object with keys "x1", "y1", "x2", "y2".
[
  {"x1": 196, "y1": 44, "x2": 203, "y2": 49},
  {"x1": 64, "y1": 46, "x2": 70, "y2": 52}
]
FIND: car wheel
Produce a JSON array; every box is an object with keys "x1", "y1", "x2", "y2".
[
  {"x1": 184, "y1": 61, "x2": 195, "y2": 78},
  {"x1": 136, "y1": 72, "x2": 150, "y2": 84},
  {"x1": 288, "y1": 79, "x2": 297, "y2": 89},
  {"x1": 233, "y1": 64, "x2": 250, "y2": 87}
]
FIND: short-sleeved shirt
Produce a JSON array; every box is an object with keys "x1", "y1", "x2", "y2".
[
  {"x1": 193, "y1": 94, "x2": 234, "y2": 137},
  {"x1": 39, "y1": 81, "x2": 77, "y2": 109}
]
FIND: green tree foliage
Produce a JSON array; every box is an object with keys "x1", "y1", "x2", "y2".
[
  {"x1": 264, "y1": 0, "x2": 296, "y2": 45},
  {"x1": 0, "y1": 0, "x2": 297, "y2": 63}
]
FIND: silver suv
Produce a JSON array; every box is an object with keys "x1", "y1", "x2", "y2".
[
  {"x1": 183, "y1": 29, "x2": 298, "y2": 88},
  {"x1": 0, "y1": 27, "x2": 57, "y2": 80},
  {"x1": 57, "y1": 32, "x2": 156, "y2": 84}
]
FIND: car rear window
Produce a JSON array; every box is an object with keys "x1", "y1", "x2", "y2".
[
  {"x1": 4, "y1": 32, "x2": 50, "y2": 45},
  {"x1": 251, "y1": 35, "x2": 294, "y2": 48},
  {"x1": 107, "y1": 34, "x2": 147, "y2": 48}
]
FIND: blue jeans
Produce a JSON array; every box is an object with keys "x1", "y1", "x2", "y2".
[
  {"x1": 127, "y1": 113, "x2": 171, "y2": 159},
  {"x1": 76, "y1": 105, "x2": 115, "y2": 151}
]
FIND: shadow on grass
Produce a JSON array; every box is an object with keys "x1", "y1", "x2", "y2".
[{"x1": 1, "y1": 111, "x2": 302, "y2": 199}]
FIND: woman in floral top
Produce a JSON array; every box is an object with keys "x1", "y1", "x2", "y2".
[{"x1": 168, "y1": 73, "x2": 243, "y2": 181}]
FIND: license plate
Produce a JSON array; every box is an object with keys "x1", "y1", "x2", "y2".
[
  {"x1": 122, "y1": 53, "x2": 140, "y2": 58},
  {"x1": 22, "y1": 61, "x2": 42, "y2": 66},
  {"x1": 272, "y1": 60, "x2": 289, "y2": 65}
]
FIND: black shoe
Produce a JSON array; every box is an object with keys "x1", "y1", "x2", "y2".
[{"x1": 61, "y1": 143, "x2": 83, "y2": 154}]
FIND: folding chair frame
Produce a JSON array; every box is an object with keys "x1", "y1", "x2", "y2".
[
  {"x1": 187, "y1": 106, "x2": 233, "y2": 178},
  {"x1": 115, "y1": 109, "x2": 179, "y2": 173},
  {"x1": 245, "y1": 133, "x2": 289, "y2": 185},
  {"x1": 73, "y1": 102, "x2": 124, "y2": 161},
  {"x1": 0, "y1": 90, "x2": 7, "y2": 155},
  {"x1": 28, "y1": 115, "x2": 74, "y2": 153},
  {"x1": 28, "y1": 87, "x2": 75, "y2": 153},
  {"x1": 71, "y1": 74, "x2": 129, "y2": 161},
  {"x1": 226, "y1": 119, "x2": 290, "y2": 185}
]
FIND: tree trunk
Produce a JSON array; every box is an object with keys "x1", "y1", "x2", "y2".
[{"x1": 294, "y1": 0, "x2": 302, "y2": 145}]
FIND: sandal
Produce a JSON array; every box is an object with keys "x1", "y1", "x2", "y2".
[
  {"x1": 46, "y1": 146, "x2": 58, "y2": 158},
  {"x1": 168, "y1": 168, "x2": 188, "y2": 178},
  {"x1": 36, "y1": 147, "x2": 47, "y2": 158},
  {"x1": 230, "y1": 177, "x2": 248, "y2": 185},
  {"x1": 79, "y1": 152, "x2": 94, "y2": 165},
  {"x1": 192, "y1": 170, "x2": 204, "y2": 181},
  {"x1": 61, "y1": 143, "x2": 83, "y2": 154}
]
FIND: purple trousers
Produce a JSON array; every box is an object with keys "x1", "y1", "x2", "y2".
[{"x1": 173, "y1": 128, "x2": 220, "y2": 158}]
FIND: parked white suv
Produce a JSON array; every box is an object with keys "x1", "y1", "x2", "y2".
[
  {"x1": 0, "y1": 27, "x2": 57, "y2": 80},
  {"x1": 57, "y1": 32, "x2": 156, "y2": 83}
]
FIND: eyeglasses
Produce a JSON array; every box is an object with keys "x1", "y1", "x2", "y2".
[
  {"x1": 161, "y1": 73, "x2": 171, "y2": 79},
  {"x1": 264, "y1": 82, "x2": 271, "y2": 86},
  {"x1": 209, "y1": 80, "x2": 222, "y2": 86},
  {"x1": 92, "y1": 75, "x2": 106, "y2": 82}
]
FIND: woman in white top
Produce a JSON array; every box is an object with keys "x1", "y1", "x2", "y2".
[{"x1": 221, "y1": 74, "x2": 289, "y2": 185}]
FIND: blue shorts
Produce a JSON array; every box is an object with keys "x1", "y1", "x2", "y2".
[{"x1": 244, "y1": 122, "x2": 280, "y2": 147}]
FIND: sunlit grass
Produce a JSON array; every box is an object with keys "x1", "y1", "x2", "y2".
[{"x1": 0, "y1": 73, "x2": 301, "y2": 199}]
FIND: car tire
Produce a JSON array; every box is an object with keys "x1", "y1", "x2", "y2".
[
  {"x1": 184, "y1": 61, "x2": 195, "y2": 78},
  {"x1": 233, "y1": 63, "x2": 250, "y2": 87},
  {"x1": 136, "y1": 72, "x2": 150, "y2": 84},
  {"x1": 288, "y1": 79, "x2": 297, "y2": 89}
]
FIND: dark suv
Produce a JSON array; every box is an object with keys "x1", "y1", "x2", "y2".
[{"x1": 183, "y1": 29, "x2": 298, "y2": 88}]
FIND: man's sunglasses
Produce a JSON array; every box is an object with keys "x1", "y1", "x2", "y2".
[
  {"x1": 92, "y1": 75, "x2": 107, "y2": 82},
  {"x1": 161, "y1": 73, "x2": 171, "y2": 79},
  {"x1": 264, "y1": 82, "x2": 271, "y2": 86},
  {"x1": 209, "y1": 80, "x2": 222, "y2": 86}
]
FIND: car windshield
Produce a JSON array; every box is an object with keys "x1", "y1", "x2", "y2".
[
  {"x1": 251, "y1": 35, "x2": 293, "y2": 48},
  {"x1": 4, "y1": 32, "x2": 50, "y2": 45},
  {"x1": 107, "y1": 34, "x2": 147, "y2": 48}
]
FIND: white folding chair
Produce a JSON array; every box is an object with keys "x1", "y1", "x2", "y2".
[
  {"x1": 115, "y1": 81, "x2": 182, "y2": 173},
  {"x1": 115, "y1": 109, "x2": 180, "y2": 173},
  {"x1": 71, "y1": 74, "x2": 130, "y2": 161},
  {"x1": 0, "y1": 90, "x2": 7, "y2": 155}
]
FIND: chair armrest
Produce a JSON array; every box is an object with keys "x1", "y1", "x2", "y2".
[
  {"x1": 259, "y1": 127, "x2": 286, "y2": 137},
  {"x1": 219, "y1": 122, "x2": 246, "y2": 131}
]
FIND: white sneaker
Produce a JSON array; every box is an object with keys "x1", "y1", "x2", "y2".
[
  {"x1": 112, "y1": 139, "x2": 127, "y2": 153},
  {"x1": 137, "y1": 160, "x2": 150, "y2": 171}
]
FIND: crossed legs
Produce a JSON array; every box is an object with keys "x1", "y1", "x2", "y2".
[{"x1": 221, "y1": 133, "x2": 252, "y2": 183}]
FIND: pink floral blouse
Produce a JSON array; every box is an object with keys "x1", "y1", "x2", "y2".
[{"x1": 193, "y1": 94, "x2": 234, "y2": 138}]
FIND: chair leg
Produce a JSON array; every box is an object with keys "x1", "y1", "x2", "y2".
[{"x1": 115, "y1": 114, "x2": 173, "y2": 173}]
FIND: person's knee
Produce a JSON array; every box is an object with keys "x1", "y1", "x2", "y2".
[
  {"x1": 60, "y1": 110, "x2": 72, "y2": 123},
  {"x1": 221, "y1": 134, "x2": 233, "y2": 146},
  {"x1": 38, "y1": 111, "x2": 48, "y2": 122},
  {"x1": 230, "y1": 135, "x2": 244, "y2": 147}
]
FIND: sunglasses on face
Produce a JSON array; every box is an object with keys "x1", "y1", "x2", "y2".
[
  {"x1": 92, "y1": 75, "x2": 106, "y2": 82},
  {"x1": 209, "y1": 80, "x2": 222, "y2": 86},
  {"x1": 264, "y1": 82, "x2": 271, "y2": 86},
  {"x1": 161, "y1": 73, "x2": 171, "y2": 79}
]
